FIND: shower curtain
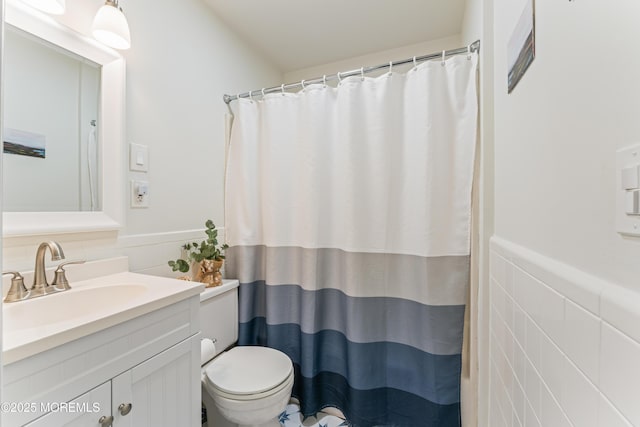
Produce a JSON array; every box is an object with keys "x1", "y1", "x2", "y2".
[{"x1": 225, "y1": 53, "x2": 478, "y2": 427}]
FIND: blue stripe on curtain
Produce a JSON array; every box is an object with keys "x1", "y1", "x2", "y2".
[
  {"x1": 239, "y1": 318, "x2": 462, "y2": 405},
  {"x1": 239, "y1": 281, "x2": 466, "y2": 355},
  {"x1": 294, "y1": 370, "x2": 460, "y2": 427},
  {"x1": 237, "y1": 279, "x2": 465, "y2": 427}
]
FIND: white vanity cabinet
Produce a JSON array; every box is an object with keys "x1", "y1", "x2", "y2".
[
  {"x1": 24, "y1": 382, "x2": 111, "y2": 427},
  {"x1": 3, "y1": 292, "x2": 202, "y2": 427},
  {"x1": 111, "y1": 336, "x2": 200, "y2": 427}
]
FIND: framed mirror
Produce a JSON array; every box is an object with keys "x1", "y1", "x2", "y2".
[{"x1": 2, "y1": 0, "x2": 125, "y2": 237}]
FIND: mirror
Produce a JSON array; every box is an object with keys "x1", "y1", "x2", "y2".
[
  {"x1": 4, "y1": 25, "x2": 101, "y2": 212},
  {"x1": 2, "y1": 0, "x2": 125, "y2": 236}
]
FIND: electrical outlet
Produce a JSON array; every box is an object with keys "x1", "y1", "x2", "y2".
[{"x1": 131, "y1": 180, "x2": 149, "y2": 208}]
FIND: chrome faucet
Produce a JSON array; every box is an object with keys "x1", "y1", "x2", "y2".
[{"x1": 31, "y1": 241, "x2": 65, "y2": 297}]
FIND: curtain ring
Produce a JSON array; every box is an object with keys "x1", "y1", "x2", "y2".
[
  {"x1": 441, "y1": 50, "x2": 446, "y2": 66},
  {"x1": 323, "y1": 75, "x2": 327, "y2": 87},
  {"x1": 389, "y1": 61, "x2": 393, "y2": 74},
  {"x1": 360, "y1": 67, "x2": 364, "y2": 81},
  {"x1": 281, "y1": 84, "x2": 285, "y2": 95},
  {"x1": 248, "y1": 90, "x2": 253, "y2": 101},
  {"x1": 301, "y1": 79, "x2": 306, "y2": 90},
  {"x1": 467, "y1": 45, "x2": 472, "y2": 60},
  {"x1": 261, "y1": 88, "x2": 265, "y2": 97},
  {"x1": 337, "y1": 71, "x2": 342, "y2": 83},
  {"x1": 413, "y1": 56, "x2": 417, "y2": 67}
]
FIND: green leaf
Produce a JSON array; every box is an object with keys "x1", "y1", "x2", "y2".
[{"x1": 169, "y1": 219, "x2": 228, "y2": 267}]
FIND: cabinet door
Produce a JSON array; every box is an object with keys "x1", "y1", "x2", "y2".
[
  {"x1": 112, "y1": 335, "x2": 201, "y2": 427},
  {"x1": 24, "y1": 381, "x2": 111, "y2": 427}
]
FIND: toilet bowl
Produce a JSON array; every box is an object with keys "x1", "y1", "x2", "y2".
[
  {"x1": 201, "y1": 345, "x2": 294, "y2": 427},
  {"x1": 199, "y1": 280, "x2": 294, "y2": 427}
]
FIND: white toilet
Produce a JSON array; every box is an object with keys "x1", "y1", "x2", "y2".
[{"x1": 200, "y1": 280, "x2": 294, "y2": 427}]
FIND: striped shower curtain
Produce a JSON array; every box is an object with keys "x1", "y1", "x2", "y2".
[{"x1": 225, "y1": 53, "x2": 478, "y2": 427}]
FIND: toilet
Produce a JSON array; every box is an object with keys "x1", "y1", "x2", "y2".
[{"x1": 199, "y1": 280, "x2": 294, "y2": 427}]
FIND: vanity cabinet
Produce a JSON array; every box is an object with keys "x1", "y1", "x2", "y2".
[
  {"x1": 24, "y1": 382, "x2": 111, "y2": 427},
  {"x1": 3, "y1": 294, "x2": 201, "y2": 427},
  {"x1": 111, "y1": 336, "x2": 199, "y2": 427}
]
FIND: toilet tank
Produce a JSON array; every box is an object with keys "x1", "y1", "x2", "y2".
[{"x1": 200, "y1": 279, "x2": 239, "y2": 356}]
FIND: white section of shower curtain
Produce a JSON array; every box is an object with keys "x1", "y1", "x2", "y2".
[{"x1": 226, "y1": 54, "x2": 478, "y2": 258}]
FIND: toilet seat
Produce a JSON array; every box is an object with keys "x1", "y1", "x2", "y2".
[{"x1": 204, "y1": 346, "x2": 293, "y2": 401}]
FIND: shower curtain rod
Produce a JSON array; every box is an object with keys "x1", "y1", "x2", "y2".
[{"x1": 223, "y1": 40, "x2": 480, "y2": 104}]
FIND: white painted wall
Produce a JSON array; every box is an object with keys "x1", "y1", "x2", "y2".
[
  {"x1": 284, "y1": 35, "x2": 462, "y2": 83},
  {"x1": 2, "y1": 0, "x2": 282, "y2": 275},
  {"x1": 119, "y1": 0, "x2": 282, "y2": 235},
  {"x1": 489, "y1": 0, "x2": 640, "y2": 426},
  {"x1": 493, "y1": 0, "x2": 640, "y2": 290},
  {"x1": 461, "y1": 0, "x2": 482, "y2": 46},
  {"x1": 1, "y1": 0, "x2": 5, "y2": 410}
]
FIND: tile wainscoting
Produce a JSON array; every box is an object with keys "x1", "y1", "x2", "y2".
[{"x1": 489, "y1": 237, "x2": 640, "y2": 427}]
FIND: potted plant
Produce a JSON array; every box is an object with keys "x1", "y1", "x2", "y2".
[{"x1": 168, "y1": 220, "x2": 229, "y2": 287}]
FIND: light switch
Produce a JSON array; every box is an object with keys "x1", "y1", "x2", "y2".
[
  {"x1": 616, "y1": 144, "x2": 640, "y2": 236},
  {"x1": 625, "y1": 190, "x2": 640, "y2": 215},
  {"x1": 621, "y1": 165, "x2": 640, "y2": 190},
  {"x1": 129, "y1": 143, "x2": 149, "y2": 172}
]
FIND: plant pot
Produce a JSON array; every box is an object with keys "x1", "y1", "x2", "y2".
[{"x1": 194, "y1": 259, "x2": 223, "y2": 287}]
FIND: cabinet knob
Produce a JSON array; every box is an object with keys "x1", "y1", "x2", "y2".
[
  {"x1": 98, "y1": 415, "x2": 114, "y2": 426},
  {"x1": 118, "y1": 402, "x2": 133, "y2": 416}
]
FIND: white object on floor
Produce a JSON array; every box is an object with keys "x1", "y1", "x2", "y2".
[{"x1": 278, "y1": 403, "x2": 348, "y2": 427}]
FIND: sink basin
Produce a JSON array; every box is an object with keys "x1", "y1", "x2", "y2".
[
  {"x1": 3, "y1": 284, "x2": 148, "y2": 331},
  {"x1": 2, "y1": 268, "x2": 204, "y2": 364}
]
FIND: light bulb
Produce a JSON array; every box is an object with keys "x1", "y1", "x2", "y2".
[{"x1": 92, "y1": 0, "x2": 131, "y2": 50}]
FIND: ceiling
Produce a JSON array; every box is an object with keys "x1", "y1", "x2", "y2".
[{"x1": 203, "y1": 0, "x2": 466, "y2": 72}]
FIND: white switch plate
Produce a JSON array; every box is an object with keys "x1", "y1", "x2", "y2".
[
  {"x1": 621, "y1": 165, "x2": 640, "y2": 190},
  {"x1": 131, "y1": 180, "x2": 149, "y2": 208},
  {"x1": 616, "y1": 144, "x2": 640, "y2": 236},
  {"x1": 625, "y1": 190, "x2": 640, "y2": 215},
  {"x1": 129, "y1": 143, "x2": 149, "y2": 172}
]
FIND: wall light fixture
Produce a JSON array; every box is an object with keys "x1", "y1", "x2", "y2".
[{"x1": 91, "y1": 0, "x2": 131, "y2": 50}]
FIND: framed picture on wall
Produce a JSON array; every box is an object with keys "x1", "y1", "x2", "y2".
[
  {"x1": 3, "y1": 128, "x2": 46, "y2": 158},
  {"x1": 508, "y1": 0, "x2": 536, "y2": 93}
]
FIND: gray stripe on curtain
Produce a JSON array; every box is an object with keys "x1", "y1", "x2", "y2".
[
  {"x1": 226, "y1": 245, "x2": 470, "y2": 306},
  {"x1": 238, "y1": 281, "x2": 465, "y2": 355}
]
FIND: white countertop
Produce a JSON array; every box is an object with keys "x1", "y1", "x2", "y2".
[{"x1": 3, "y1": 270, "x2": 204, "y2": 364}]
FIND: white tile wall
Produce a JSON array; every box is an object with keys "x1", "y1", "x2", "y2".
[{"x1": 490, "y1": 237, "x2": 639, "y2": 427}]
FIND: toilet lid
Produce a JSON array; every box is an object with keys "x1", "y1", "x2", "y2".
[{"x1": 205, "y1": 346, "x2": 293, "y2": 395}]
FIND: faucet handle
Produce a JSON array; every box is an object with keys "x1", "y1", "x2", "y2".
[
  {"x1": 52, "y1": 260, "x2": 86, "y2": 290},
  {"x1": 3, "y1": 271, "x2": 29, "y2": 303}
]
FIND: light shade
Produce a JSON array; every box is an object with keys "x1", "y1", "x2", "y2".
[
  {"x1": 92, "y1": 0, "x2": 131, "y2": 50},
  {"x1": 21, "y1": 0, "x2": 65, "y2": 14}
]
